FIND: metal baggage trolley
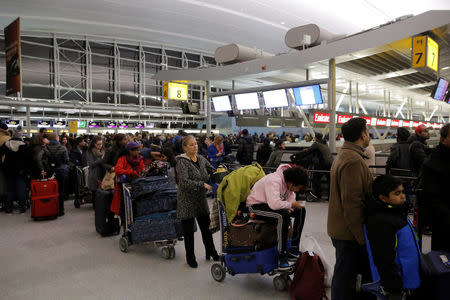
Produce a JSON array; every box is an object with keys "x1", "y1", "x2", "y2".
[
  {"x1": 211, "y1": 200, "x2": 294, "y2": 291},
  {"x1": 119, "y1": 183, "x2": 180, "y2": 259}
]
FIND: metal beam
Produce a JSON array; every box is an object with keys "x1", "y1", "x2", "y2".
[
  {"x1": 205, "y1": 81, "x2": 211, "y2": 135},
  {"x1": 154, "y1": 11, "x2": 450, "y2": 81},
  {"x1": 328, "y1": 58, "x2": 337, "y2": 153},
  {"x1": 114, "y1": 41, "x2": 121, "y2": 106}
]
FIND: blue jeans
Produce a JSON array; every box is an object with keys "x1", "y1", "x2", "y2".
[
  {"x1": 6, "y1": 174, "x2": 27, "y2": 213},
  {"x1": 331, "y1": 238, "x2": 375, "y2": 300}
]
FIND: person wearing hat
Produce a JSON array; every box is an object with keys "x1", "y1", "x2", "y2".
[
  {"x1": 0, "y1": 123, "x2": 11, "y2": 212},
  {"x1": 407, "y1": 124, "x2": 431, "y2": 175},
  {"x1": 37, "y1": 132, "x2": 69, "y2": 216},
  {"x1": 3, "y1": 126, "x2": 33, "y2": 214},
  {"x1": 110, "y1": 142, "x2": 145, "y2": 216},
  {"x1": 114, "y1": 142, "x2": 145, "y2": 182}
]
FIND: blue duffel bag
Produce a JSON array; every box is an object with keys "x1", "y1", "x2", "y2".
[
  {"x1": 134, "y1": 188, "x2": 177, "y2": 217},
  {"x1": 224, "y1": 247, "x2": 278, "y2": 275}
]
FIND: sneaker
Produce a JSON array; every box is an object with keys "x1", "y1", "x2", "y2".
[
  {"x1": 306, "y1": 191, "x2": 319, "y2": 202},
  {"x1": 287, "y1": 248, "x2": 301, "y2": 260},
  {"x1": 278, "y1": 255, "x2": 290, "y2": 270}
]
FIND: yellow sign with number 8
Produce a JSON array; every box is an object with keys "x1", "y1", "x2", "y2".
[{"x1": 167, "y1": 82, "x2": 188, "y2": 101}]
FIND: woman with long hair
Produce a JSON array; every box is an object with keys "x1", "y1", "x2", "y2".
[{"x1": 82, "y1": 136, "x2": 106, "y2": 202}]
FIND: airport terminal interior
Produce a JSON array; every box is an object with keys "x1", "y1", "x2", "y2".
[{"x1": 0, "y1": 1, "x2": 449, "y2": 299}]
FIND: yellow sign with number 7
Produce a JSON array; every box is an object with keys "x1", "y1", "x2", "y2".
[{"x1": 411, "y1": 36, "x2": 439, "y2": 72}]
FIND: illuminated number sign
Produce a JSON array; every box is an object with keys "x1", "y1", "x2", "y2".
[
  {"x1": 69, "y1": 121, "x2": 78, "y2": 133},
  {"x1": 427, "y1": 37, "x2": 439, "y2": 71},
  {"x1": 412, "y1": 36, "x2": 439, "y2": 72},
  {"x1": 163, "y1": 82, "x2": 188, "y2": 101},
  {"x1": 78, "y1": 121, "x2": 87, "y2": 128}
]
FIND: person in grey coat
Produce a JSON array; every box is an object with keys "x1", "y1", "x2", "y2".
[
  {"x1": 265, "y1": 140, "x2": 285, "y2": 169},
  {"x1": 82, "y1": 136, "x2": 106, "y2": 199},
  {"x1": 175, "y1": 135, "x2": 219, "y2": 268}
]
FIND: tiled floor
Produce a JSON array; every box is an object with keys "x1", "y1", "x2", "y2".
[{"x1": 0, "y1": 199, "x2": 430, "y2": 299}]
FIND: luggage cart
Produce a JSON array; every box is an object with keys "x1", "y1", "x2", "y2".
[
  {"x1": 74, "y1": 166, "x2": 92, "y2": 208},
  {"x1": 118, "y1": 183, "x2": 180, "y2": 259},
  {"x1": 210, "y1": 201, "x2": 294, "y2": 291}
]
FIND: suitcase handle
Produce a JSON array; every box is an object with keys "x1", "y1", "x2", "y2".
[{"x1": 40, "y1": 198, "x2": 51, "y2": 203}]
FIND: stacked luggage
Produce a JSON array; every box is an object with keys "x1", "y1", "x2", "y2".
[{"x1": 119, "y1": 176, "x2": 182, "y2": 259}]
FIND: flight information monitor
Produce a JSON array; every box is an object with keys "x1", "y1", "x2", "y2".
[
  {"x1": 292, "y1": 85, "x2": 323, "y2": 106},
  {"x1": 212, "y1": 96, "x2": 232, "y2": 112},
  {"x1": 432, "y1": 78, "x2": 449, "y2": 101},
  {"x1": 262, "y1": 89, "x2": 289, "y2": 108},
  {"x1": 235, "y1": 93, "x2": 260, "y2": 110}
]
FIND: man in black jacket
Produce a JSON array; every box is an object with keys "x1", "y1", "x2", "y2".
[
  {"x1": 421, "y1": 123, "x2": 450, "y2": 252},
  {"x1": 386, "y1": 127, "x2": 411, "y2": 176},
  {"x1": 236, "y1": 129, "x2": 254, "y2": 165},
  {"x1": 408, "y1": 125, "x2": 430, "y2": 175},
  {"x1": 38, "y1": 132, "x2": 69, "y2": 216}
]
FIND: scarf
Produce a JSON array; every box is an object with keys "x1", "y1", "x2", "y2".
[
  {"x1": 92, "y1": 147, "x2": 105, "y2": 159},
  {"x1": 127, "y1": 155, "x2": 143, "y2": 170},
  {"x1": 215, "y1": 143, "x2": 223, "y2": 154}
]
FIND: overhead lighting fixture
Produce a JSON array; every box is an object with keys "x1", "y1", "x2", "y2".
[{"x1": 442, "y1": 66, "x2": 450, "y2": 70}]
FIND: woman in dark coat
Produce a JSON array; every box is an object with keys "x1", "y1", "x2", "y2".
[
  {"x1": 256, "y1": 138, "x2": 272, "y2": 166},
  {"x1": 82, "y1": 136, "x2": 106, "y2": 197},
  {"x1": 103, "y1": 133, "x2": 127, "y2": 172},
  {"x1": 175, "y1": 135, "x2": 219, "y2": 268}
]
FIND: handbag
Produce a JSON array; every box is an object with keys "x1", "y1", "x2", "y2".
[
  {"x1": 101, "y1": 171, "x2": 115, "y2": 190},
  {"x1": 209, "y1": 199, "x2": 220, "y2": 234}
]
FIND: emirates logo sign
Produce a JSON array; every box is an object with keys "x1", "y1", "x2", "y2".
[{"x1": 314, "y1": 113, "x2": 330, "y2": 123}]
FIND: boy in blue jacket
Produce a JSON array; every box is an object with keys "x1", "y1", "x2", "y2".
[{"x1": 364, "y1": 175, "x2": 422, "y2": 300}]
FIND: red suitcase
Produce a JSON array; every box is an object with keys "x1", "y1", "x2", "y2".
[{"x1": 31, "y1": 179, "x2": 59, "y2": 219}]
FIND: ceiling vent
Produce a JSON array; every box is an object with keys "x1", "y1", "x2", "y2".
[
  {"x1": 285, "y1": 24, "x2": 345, "y2": 50},
  {"x1": 214, "y1": 43, "x2": 272, "y2": 65}
]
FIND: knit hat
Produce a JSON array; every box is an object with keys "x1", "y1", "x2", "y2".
[
  {"x1": 0, "y1": 123, "x2": 8, "y2": 131},
  {"x1": 126, "y1": 142, "x2": 140, "y2": 151},
  {"x1": 415, "y1": 124, "x2": 427, "y2": 134}
]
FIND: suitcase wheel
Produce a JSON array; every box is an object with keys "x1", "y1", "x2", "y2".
[
  {"x1": 211, "y1": 263, "x2": 226, "y2": 282},
  {"x1": 74, "y1": 199, "x2": 81, "y2": 209},
  {"x1": 119, "y1": 237, "x2": 129, "y2": 253},
  {"x1": 161, "y1": 246, "x2": 174, "y2": 259},
  {"x1": 273, "y1": 275, "x2": 288, "y2": 291}
]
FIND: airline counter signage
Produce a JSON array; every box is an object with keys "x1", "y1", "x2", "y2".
[
  {"x1": 402, "y1": 121, "x2": 411, "y2": 127},
  {"x1": 412, "y1": 121, "x2": 420, "y2": 127},
  {"x1": 376, "y1": 118, "x2": 387, "y2": 126},
  {"x1": 390, "y1": 119, "x2": 400, "y2": 127},
  {"x1": 313, "y1": 112, "x2": 330, "y2": 123},
  {"x1": 337, "y1": 114, "x2": 352, "y2": 124}
]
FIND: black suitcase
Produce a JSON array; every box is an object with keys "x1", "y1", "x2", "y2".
[
  {"x1": 95, "y1": 189, "x2": 120, "y2": 237},
  {"x1": 422, "y1": 251, "x2": 450, "y2": 300}
]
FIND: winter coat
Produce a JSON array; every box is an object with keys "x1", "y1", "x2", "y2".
[
  {"x1": 217, "y1": 163, "x2": 265, "y2": 222},
  {"x1": 115, "y1": 155, "x2": 145, "y2": 179},
  {"x1": 256, "y1": 145, "x2": 272, "y2": 166},
  {"x1": 365, "y1": 197, "x2": 421, "y2": 294},
  {"x1": 421, "y1": 143, "x2": 450, "y2": 252},
  {"x1": 103, "y1": 143, "x2": 126, "y2": 171},
  {"x1": 265, "y1": 148, "x2": 284, "y2": 169},
  {"x1": 207, "y1": 143, "x2": 224, "y2": 167},
  {"x1": 175, "y1": 154, "x2": 215, "y2": 220},
  {"x1": 246, "y1": 164, "x2": 296, "y2": 211},
  {"x1": 70, "y1": 148, "x2": 83, "y2": 166},
  {"x1": 236, "y1": 135, "x2": 254, "y2": 165},
  {"x1": 38, "y1": 141, "x2": 69, "y2": 172},
  {"x1": 82, "y1": 150, "x2": 106, "y2": 191},
  {"x1": 3, "y1": 138, "x2": 33, "y2": 176},
  {"x1": 327, "y1": 141, "x2": 373, "y2": 245},
  {"x1": 303, "y1": 140, "x2": 333, "y2": 168},
  {"x1": 0, "y1": 129, "x2": 11, "y2": 167},
  {"x1": 386, "y1": 141, "x2": 411, "y2": 176},
  {"x1": 407, "y1": 134, "x2": 430, "y2": 174}
]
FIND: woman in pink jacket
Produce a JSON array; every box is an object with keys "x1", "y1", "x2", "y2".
[{"x1": 246, "y1": 164, "x2": 307, "y2": 270}]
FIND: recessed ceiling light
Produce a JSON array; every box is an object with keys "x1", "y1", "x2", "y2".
[
  {"x1": 280, "y1": 22, "x2": 285, "y2": 25},
  {"x1": 442, "y1": 66, "x2": 450, "y2": 70}
]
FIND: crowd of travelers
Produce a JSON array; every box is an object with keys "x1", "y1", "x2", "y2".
[{"x1": 1, "y1": 118, "x2": 448, "y2": 300}]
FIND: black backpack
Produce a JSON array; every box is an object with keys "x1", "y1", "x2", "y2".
[{"x1": 44, "y1": 148, "x2": 62, "y2": 173}]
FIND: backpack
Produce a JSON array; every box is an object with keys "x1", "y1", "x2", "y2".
[
  {"x1": 289, "y1": 251, "x2": 328, "y2": 300},
  {"x1": 44, "y1": 147, "x2": 62, "y2": 173}
]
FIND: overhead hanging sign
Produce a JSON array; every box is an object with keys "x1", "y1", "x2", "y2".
[
  {"x1": 4, "y1": 18, "x2": 21, "y2": 96},
  {"x1": 69, "y1": 121, "x2": 78, "y2": 133},
  {"x1": 163, "y1": 82, "x2": 188, "y2": 101},
  {"x1": 411, "y1": 35, "x2": 439, "y2": 72},
  {"x1": 53, "y1": 120, "x2": 66, "y2": 128}
]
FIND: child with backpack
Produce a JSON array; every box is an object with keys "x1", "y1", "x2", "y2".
[{"x1": 364, "y1": 175, "x2": 422, "y2": 300}]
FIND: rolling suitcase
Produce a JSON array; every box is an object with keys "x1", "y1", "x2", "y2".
[
  {"x1": 31, "y1": 179, "x2": 59, "y2": 219},
  {"x1": 95, "y1": 189, "x2": 120, "y2": 236}
]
